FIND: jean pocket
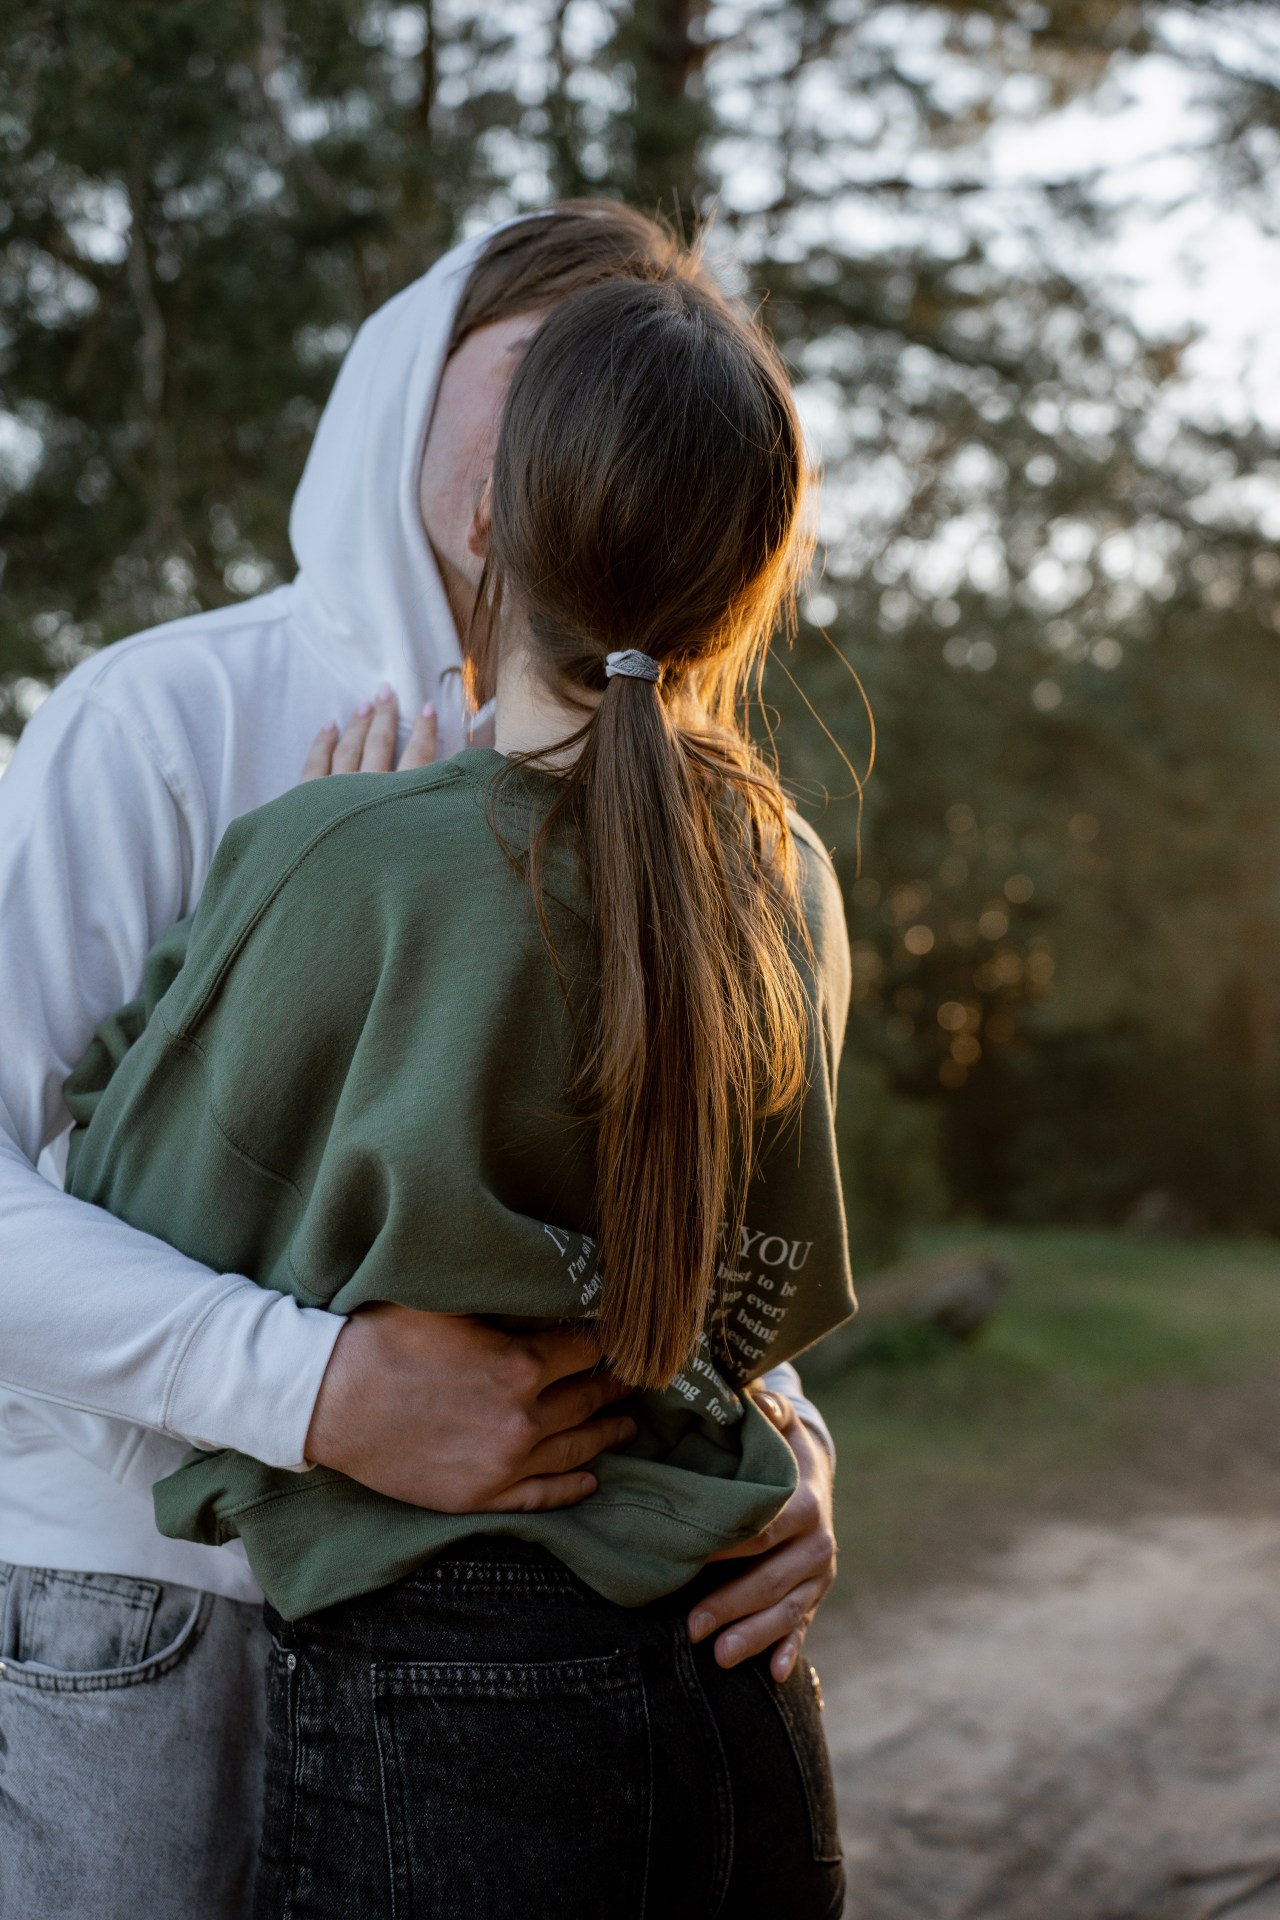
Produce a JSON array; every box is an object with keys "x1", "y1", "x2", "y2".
[
  {"x1": 755, "y1": 1659, "x2": 844, "y2": 1866},
  {"x1": 372, "y1": 1650, "x2": 652, "y2": 1920},
  {"x1": 0, "y1": 1566, "x2": 210, "y2": 1694}
]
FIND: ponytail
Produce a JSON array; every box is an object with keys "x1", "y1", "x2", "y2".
[
  {"x1": 482, "y1": 272, "x2": 814, "y2": 1390},
  {"x1": 581, "y1": 678, "x2": 806, "y2": 1385}
]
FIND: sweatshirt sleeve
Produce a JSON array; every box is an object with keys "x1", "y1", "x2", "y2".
[
  {"x1": 0, "y1": 686, "x2": 343, "y2": 1467},
  {"x1": 755, "y1": 831, "x2": 851, "y2": 1463},
  {"x1": 708, "y1": 820, "x2": 855, "y2": 1399}
]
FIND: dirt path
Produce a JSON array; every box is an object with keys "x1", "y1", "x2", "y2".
[{"x1": 810, "y1": 1513, "x2": 1280, "y2": 1920}]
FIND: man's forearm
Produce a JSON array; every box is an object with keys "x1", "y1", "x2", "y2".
[{"x1": 0, "y1": 1127, "x2": 342, "y2": 1467}]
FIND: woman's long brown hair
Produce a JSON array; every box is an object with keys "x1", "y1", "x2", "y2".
[{"x1": 472, "y1": 274, "x2": 814, "y2": 1391}]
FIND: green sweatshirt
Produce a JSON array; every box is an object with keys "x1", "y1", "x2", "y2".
[{"x1": 65, "y1": 748, "x2": 854, "y2": 1620}]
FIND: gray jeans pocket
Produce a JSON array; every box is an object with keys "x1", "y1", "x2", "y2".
[{"x1": 0, "y1": 1562, "x2": 211, "y2": 1693}]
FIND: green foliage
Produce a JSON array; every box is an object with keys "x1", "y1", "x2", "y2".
[{"x1": 837, "y1": 1054, "x2": 948, "y2": 1270}]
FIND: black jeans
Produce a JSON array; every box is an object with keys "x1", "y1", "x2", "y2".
[{"x1": 254, "y1": 1539, "x2": 845, "y2": 1919}]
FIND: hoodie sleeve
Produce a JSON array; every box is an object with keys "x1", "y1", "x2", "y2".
[
  {"x1": 757, "y1": 1360, "x2": 834, "y2": 1464},
  {"x1": 0, "y1": 686, "x2": 343, "y2": 1467}
]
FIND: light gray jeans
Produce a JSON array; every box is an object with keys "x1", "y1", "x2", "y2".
[{"x1": 0, "y1": 1560, "x2": 269, "y2": 1920}]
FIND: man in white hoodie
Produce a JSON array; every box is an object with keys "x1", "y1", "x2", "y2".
[{"x1": 0, "y1": 204, "x2": 841, "y2": 1919}]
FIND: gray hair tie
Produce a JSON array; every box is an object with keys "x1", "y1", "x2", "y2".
[{"x1": 605, "y1": 649, "x2": 661, "y2": 684}]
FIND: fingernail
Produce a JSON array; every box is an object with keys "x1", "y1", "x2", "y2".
[
  {"x1": 689, "y1": 1611, "x2": 715, "y2": 1643},
  {"x1": 376, "y1": 682, "x2": 393, "y2": 703},
  {"x1": 777, "y1": 1644, "x2": 798, "y2": 1682},
  {"x1": 421, "y1": 702, "x2": 436, "y2": 720},
  {"x1": 356, "y1": 701, "x2": 373, "y2": 717},
  {"x1": 618, "y1": 1418, "x2": 638, "y2": 1442},
  {"x1": 324, "y1": 721, "x2": 339, "y2": 735},
  {"x1": 719, "y1": 1634, "x2": 745, "y2": 1667}
]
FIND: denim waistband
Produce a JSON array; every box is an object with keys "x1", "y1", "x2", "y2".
[
  {"x1": 267, "y1": 1537, "x2": 727, "y2": 1638},
  {"x1": 404, "y1": 1537, "x2": 724, "y2": 1610}
]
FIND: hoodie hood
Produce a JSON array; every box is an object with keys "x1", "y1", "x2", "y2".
[{"x1": 286, "y1": 221, "x2": 525, "y2": 756}]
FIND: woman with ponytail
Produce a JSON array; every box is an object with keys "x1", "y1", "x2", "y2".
[{"x1": 64, "y1": 266, "x2": 855, "y2": 1917}]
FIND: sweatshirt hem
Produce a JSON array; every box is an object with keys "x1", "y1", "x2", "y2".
[
  {"x1": 206, "y1": 1474, "x2": 763, "y2": 1548},
  {"x1": 223, "y1": 1495, "x2": 783, "y2": 1621}
]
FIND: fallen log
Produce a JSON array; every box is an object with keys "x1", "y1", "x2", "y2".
[{"x1": 799, "y1": 1249, "x2": 1011, "y2": 1381}]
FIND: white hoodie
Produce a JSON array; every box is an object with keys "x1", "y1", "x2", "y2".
[{"x1": 0, "y1": 222, "x2": 829, "y2": 1603}]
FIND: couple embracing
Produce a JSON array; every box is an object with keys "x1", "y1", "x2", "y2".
[{"x1": 0, "y1": 202, "x2": 854, "y2": 1918}]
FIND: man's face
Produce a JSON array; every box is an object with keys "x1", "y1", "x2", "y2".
[{"x1": 417, "y1": 310, "x2": 544, "y2": 608}]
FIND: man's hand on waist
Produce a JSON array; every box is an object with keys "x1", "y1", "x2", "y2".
[{"x1": 304, "y1": 1304, "x2": 635, "y2": 1513}]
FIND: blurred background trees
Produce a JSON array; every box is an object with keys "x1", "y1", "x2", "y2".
[{"x1": 3, "y1": 0, "x2": 1278, "y2": 1261}]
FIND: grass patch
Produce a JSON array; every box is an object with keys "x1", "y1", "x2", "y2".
[{"x1": 801, "y1": 1228, "x2": 1280, "y2": 1601}]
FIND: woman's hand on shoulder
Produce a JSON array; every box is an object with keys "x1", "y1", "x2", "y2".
[
  {"x1": 688, "y1": 1390, "x2": 837, "y2": 1683},
  {"x1": 301, "y1": 686, "x2": 439, "y2": 781}
]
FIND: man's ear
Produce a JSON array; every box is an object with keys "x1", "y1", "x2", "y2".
[{"x1": 466, "y1": 477, "x2": 493, "y2": 561}]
